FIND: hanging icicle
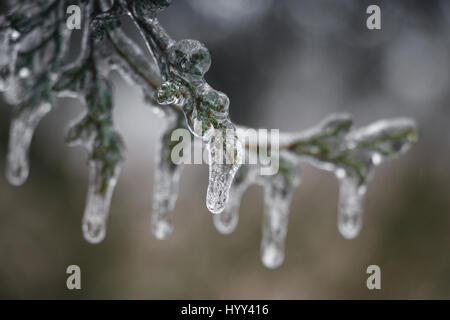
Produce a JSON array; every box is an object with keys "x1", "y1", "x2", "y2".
[
  {"x1": 5, "y1": 102, "x2": 51, "y2": 185},
  {"x1": 213, "y1": 166, "x2": 256, "y2": 235},
  {"x1": 152, "y1": 116, "x2": 184, "y2": 240},
  {"x1": 155, "y1": 38, "x2": 243, "y2": 215},
  {"x1": 260, "y1": 159, "x2": 300, "y2": 269}
]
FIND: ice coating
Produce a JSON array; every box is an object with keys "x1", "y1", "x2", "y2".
[
  {"x1": 337, "y1": 171, "x2": 366, "y2": 239},
  {"x1": 167, "y1": 39, "x2": 211, "y2": 81},
  {"x1": 346, "y1": 118, "x2": 419, "y2": 160},
  {"x1": 282, "y1": 115, "x2": 418, "y2": 241},
  {"x1": 152, "y1": 119, "x2": 184, "y2": 240},
  {"x1": 156, "y1": 38, "x2": 242, "y2": 214},
  {"x1": 213, "y1": 166, "x2": 255, "y2": 234},
  {"x1": 152, "y1": 162, "x2": 183, "y2": 239},
  {"x1": 77, "y1": 127, "x2": 124, "y2": 244},
  {"x1": 73, "y1": 85, "x2": 125, "y2": 244},
  {"x1": 206, "y1": 132, "x2": 243, "y2": 214},
  {"x1": 75, "y1": 124, "x2": 124, "y2": 244},
  {"x1": 214, "y1": 116, "x2": 417, "y2": 267},
  {"x1": 127, "y1": 0, "x2": 175, "y2": 80},
  {"x1": 260, "y1": 164, "x2": 300, "y2": 269},
  {"x1": 73, "y1": 86, "x2": 124, "y2": 244},
  {"x1": 56, "y1": 44, "x2": 125, "y2": 244},
  {"x1": 0, "y1": 0, "x2": 420, "y2": 268},
  {"x1": 212, "y1": 187, "x2": 242, "y2": 234},
  {"x1": 159, "y1": 40, "x2": 226, "y2": 138},
  {"x1": 3, "y1": 0, "x2": 72, "y2": 185},
  {"x1": 131, "y1": 0, "x2": 173, "y2": 18},
  {"x1": 0, "y1": 28, "x2": 19, "y2": 91},
  {"x1": 82, "y1": 161, "x2": 120, "y2": 244},
  {"x1": 335, "y1": 118, "x2": 418, "y2": 238},
  {"x1": 98, "y1": 28, "x2": 162, "y2": 103},
  {"x1": 5, "y1": 102, "x2": 51, "y2": 186}
]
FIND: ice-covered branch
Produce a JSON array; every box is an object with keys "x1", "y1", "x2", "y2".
[
  {"x1": 1, "y1": 0, "x2": 71, "y2": 185},
  {"x1": 0, "y1": 0, "x2": 419, "y2": 268}
]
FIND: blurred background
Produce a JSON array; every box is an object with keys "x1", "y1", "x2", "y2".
[{"x1": 0, "y1": 0, "x2": 450, "y2": 299}]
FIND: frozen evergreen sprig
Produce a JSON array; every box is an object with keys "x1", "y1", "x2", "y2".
[{"x1": 0, "y1": 0, "x2": 419, "y2": 268}]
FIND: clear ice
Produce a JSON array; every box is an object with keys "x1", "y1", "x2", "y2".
[
  {"x1": 155, "y1": 38, "x2": 243, "y2": 215},
  {"x1": 3, "y1": 0, "x2": 72, "y2": 185},
  {"x1": 152, "y1": 119, "x2": 184, "y2": 240},
  {"x1": 5, "y1": 102, "x2": 51, "y2": 186},
  {"x1": 335, "y1": 117, "x2": 418, "y2": 239},
  {"x1": 213, "y1": 166, "x2": 255, "y2": 234},
  {"x1": 206, "y1": 132, "x2": 243, "y2": 214},
  {"x1": 210, "y1": 115, "x2": 417, "y2": 267},
  {"x1": 260, "y1": 162, "x2": 300, "y2": 269},
  {"x1": 82, "y1": 160, "x2": 120, "y2": 244},
  {"x1": 336, "y1": 171, "x2": 366, "y2": 239}
]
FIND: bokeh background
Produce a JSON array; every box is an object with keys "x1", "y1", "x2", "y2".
[{"x1": 1, "y1": 0, "x2": 450, "y2": 299}]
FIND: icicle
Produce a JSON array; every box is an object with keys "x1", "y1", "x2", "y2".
[
  {"x1": 82, "y1": 160, "x2": 120, "y2": 244},
  {"x1": 336, "y1": 170, "x2": 367, "y2": 239},
  {"x1": 206, "y1": 132, "x2": 243, "y2": 214},
  {"x1": 152, "y1": 165, "x2": 183, "y2": 239},
  {"x1": 213, "y1": 183, "x2": 244, "y2": 234},
  {"x1": 3, "y1": 0, "x2": 72, "y2": 186},
  {"x1": 62, "y1": 76, "x2": 125, "y2": 244},
  {"x1": 152, "y1": 132, "x2": 184, "y2": 240},
  {"x1": 335, "y1": 117, "x2": 419, "y2": 239},
  {"x1": 76, "y1": 125, "x2": 124, "y2": 244},
  {"x1": 5, "y1": 102, "x2": 51, "y2": 186},
  {"x1": 154, "y1": 38, "x2": 243, "y2": 214},
  {"x1": 260, "y1": 174, "x2": 297, "y2": 269},
  {"x1": 213, "y1": 166, "x2": 254, "y2": 234}
]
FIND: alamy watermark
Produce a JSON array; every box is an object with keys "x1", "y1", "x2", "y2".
[
  {"x1": 170, "y1": 123, "x2": 280, "y2": 176},
  {"x1": 366, "y1": 265, "x2": 381, "y2": 290},
  {"x1": 366, "y1": 5, "x2": 381, "y2": 30},
  {"x1": 66, "y1": 5, "x2": 81, "y2": 30},
  {"x1": 66, "y1": 265, "x2": 81, "y2": 290}
]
